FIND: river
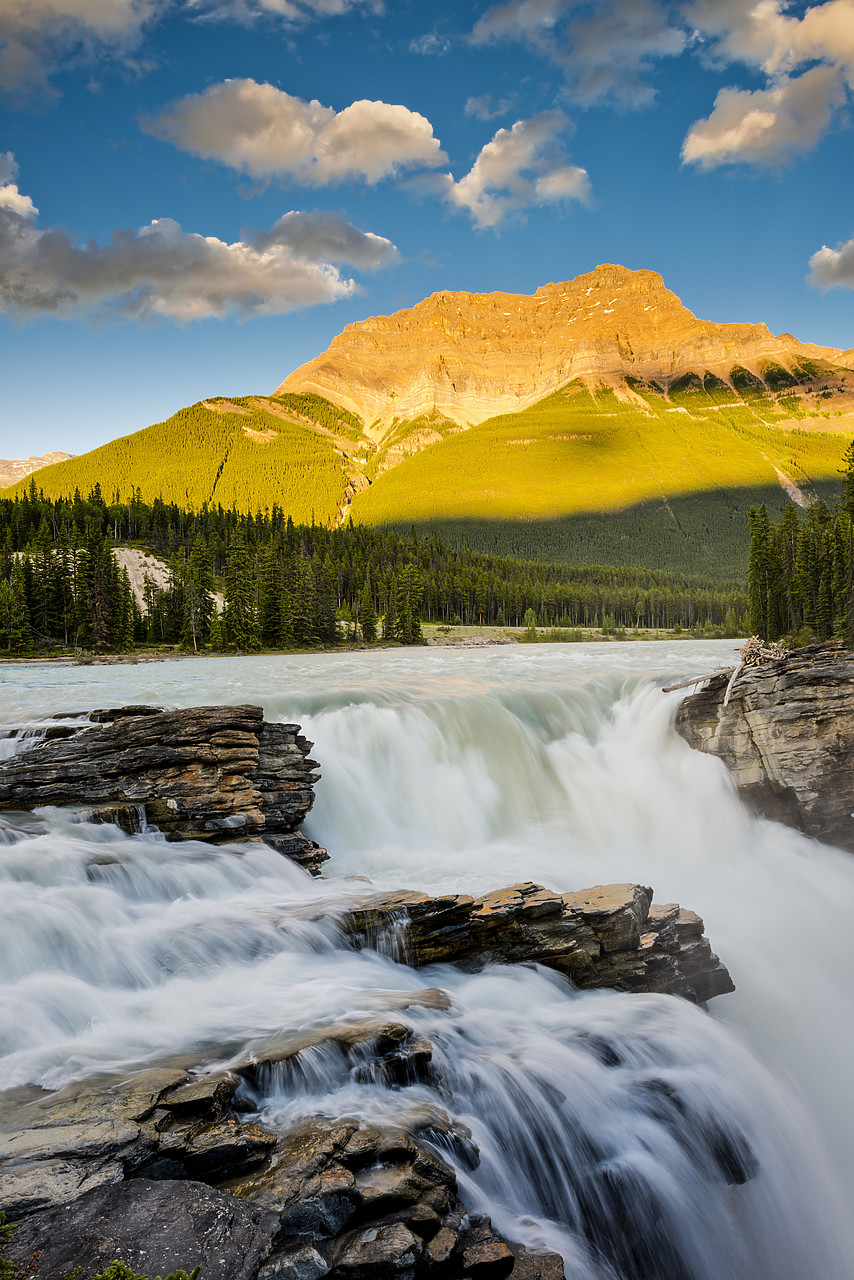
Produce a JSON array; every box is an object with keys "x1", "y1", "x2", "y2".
[{"x1": 1, "y1": 640, "x2": 852, "y2": 1280}]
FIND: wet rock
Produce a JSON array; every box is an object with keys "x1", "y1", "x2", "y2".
[
  {"x1": 0, "y1": 1068, "x2": 275, "y2": 1218},
  {"x1": 506, "y1": 1246, "x2": 566, "y2": 1280},
  {"x1": 139, "y1": 1115, "x2": 278, "y2": 1183},
  {"x1": 235, "y1": 1019, "x2": 434, "y2": 1091},
  {"x1": 0, "y1": 704, "x2": 326, "y2": 873},
  {"x1": 227, "y1": 1114, "x2": 465, "y2": 1273},
  {"x1": 331, "y1": 1221, "x2": 421, "y2": 1276},
  {"x1": 340, "y1": 881, "x2": 733, "y2": 1004},
  {"x1": 2, "y1": 1177, "x2": 279, "y2": 1280},
  {"x1": 158, "y1": 1072, "x2": 241, "y2": 1116},
  {"x1": 258, "y1": 1241, "x2": 330, "y2": 1280},
  {"x1": 675, "y1": 640, "x2": 854, "y2": 850}
]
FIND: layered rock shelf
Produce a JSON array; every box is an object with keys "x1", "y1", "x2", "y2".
[
  {"x1": 0, "y1": 703, "x2": 327, "y2": 873},
  {"x1": 675, "y1": 640, "x2": 854, "y2": 849},
  {"x1": 341, "y1": 881, "x2": 733, "y2": 1005}
]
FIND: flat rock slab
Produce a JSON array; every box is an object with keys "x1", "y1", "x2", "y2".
[
  {"x1": 675, "y1": 642, "x2": 854, "y2": 850},
  {"x1": 3, "y1": 1178, "x2": 279, "y2": 1280},
  {"x1": 0, "y1": 703, "x2": 327, "y2": 874}
]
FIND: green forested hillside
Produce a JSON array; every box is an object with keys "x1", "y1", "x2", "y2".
[
  {"x1": 347, "y1": 370, "x2": 853, "y2": 576},
  {"x1": 10, "y1": 398, "x2": 355, "y2": 525}
]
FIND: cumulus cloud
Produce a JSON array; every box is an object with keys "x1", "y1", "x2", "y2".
[
  {"x1": 808, "y1": 231, "x2": 854, "y2": 288},
  {"x1": 143, "y1": 79, "x2": 446, "y2": 184},
  {"x1": 472, "y1": 0, "x2": 854, "y2": 165},
  {"x1": 0, "y1": 0, "x2": 159, "y2": 96},
  {"x1": 682, "y1": 63, "x2": 845, "y2": 167},
  {"x1": 472, "y1": 0, "x2": 686, "y2": 107},
  {"x1": 0, "y1": 159, "x2": 398, "y2": 322},
  {"x1": 682, "y1": 0, "x2": 854, "y2": 166},
  {"x1": 436, "y1": 112, "x2": 591, "y2": 228}
]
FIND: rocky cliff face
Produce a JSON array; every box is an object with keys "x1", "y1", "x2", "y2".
[
  {"x1": 675, "y1": 642, "x2": 854, "y2": 849},
  {"x1": 277, "y1": 264, "x2": 849, "y2": 432}
]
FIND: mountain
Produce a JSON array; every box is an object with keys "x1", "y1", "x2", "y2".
[
  {"x1": 10, "y1": 266, "x2": 854, "y2": 576},
  {"x1": 0, "y1": 452, "x2": 73, "y2": 490},
  {"x1": 277, "y1": 264, "x2": 848, "y2": 429}
]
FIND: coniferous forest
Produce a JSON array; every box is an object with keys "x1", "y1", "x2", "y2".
[
  {"x1": 747, "y1": 442, "x2": 854, "y2": 643},
  {"x1": 0, "y1": 480, "x2": 749, "y2": 656}
]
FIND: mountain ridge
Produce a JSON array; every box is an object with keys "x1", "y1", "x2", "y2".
[{"x1": 276, "y1": 264, "x2": 849, "y2": 432}]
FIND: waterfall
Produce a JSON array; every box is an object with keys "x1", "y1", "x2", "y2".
[{"x1": 1, "y1": 642, "x2": 852, "y2": 1279}]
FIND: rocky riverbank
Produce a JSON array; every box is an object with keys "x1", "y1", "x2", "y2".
[{"x1": 675, "y1": 640, "x2": 854, "y2": 849}]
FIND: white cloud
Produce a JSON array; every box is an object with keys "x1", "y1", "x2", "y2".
[
  {"x1": 437, "y1": 112, "x2": 591, "y2": 228},
  {"x1": 0, "y1": 0, "x2": 160, "y2": 95},
  {"x1": 472, "y1": 0, "x2": 854, "y2": 165},
  {"x1": 144, "y1": 79, "x2": 447, "y2": 184},
  {"x1": 0, "y1": 0, "x2": 377, "y2": 97},
  {"x1": 808, "y1": 232, "x2": 854, "y2": 288},
  {"x1": 682, "y1": 0, "x2": 854, "y2": 167},
  {"x1": 682, "y1": 63, "x2": 845, "y2": 167},
  {"x1": 472, "y1": 0, "x2": 686, "y2": 107},
  {"x1": 0, "y1": 159, "x2": 398, "y2": 321},
  {"x1": 464, "y1": 93, "x2": 518, "y2": 120}
]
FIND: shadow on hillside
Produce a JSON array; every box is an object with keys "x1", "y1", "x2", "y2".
[{"x1": 387, "y1": 481, "x2": 842, "y2": 579}]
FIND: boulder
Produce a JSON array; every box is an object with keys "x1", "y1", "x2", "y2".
[
  {"x1": 674, "y1": 641, "x2": 854, "y2": 849},
  {"x1": 339, "y1": 881, "x2": 733, "y2": 1004},
  {"x1": 2, "y1": 1177, "x2": 280, "y2": 1280},
  {"x1": 0, "y1": 703, "x2": 327, "y2": 873}
]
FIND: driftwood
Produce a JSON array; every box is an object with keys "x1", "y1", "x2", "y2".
[{"x1": 662, "y1": 637, "x2": 788, "y2": 703}]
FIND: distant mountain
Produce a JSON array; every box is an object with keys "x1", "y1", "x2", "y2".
[
  {"x1": 9, "y1": 266, "x2": 854, "y2": 576},
  {"x1": 0, "y1": 452, "x2": 73, "y2": 490}
]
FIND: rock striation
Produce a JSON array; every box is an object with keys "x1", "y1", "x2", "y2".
[
  {"x1": 675, "y1": 641, "x2": 854, "y2": 848},
  {"x1": 0, "y1": 703, "x2": 327, "y2": 873},
  {"x1": 340, "y1": 880, "x2": 733, "y2": 1004},
  {"x1": 277, "y1": 263, "x2": 851, "y2": 432}
]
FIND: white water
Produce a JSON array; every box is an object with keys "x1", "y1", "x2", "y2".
[{"x1": 1, "y1": 642, "x2": 853, "y2": 1280}]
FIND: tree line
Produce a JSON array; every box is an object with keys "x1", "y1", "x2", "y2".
[{"x1": 0, "y1": 481, "x2": 748, "y2": 655}]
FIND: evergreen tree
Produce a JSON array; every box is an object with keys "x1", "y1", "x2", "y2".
[
  {"x1": 7, "y1": 559, "x2": 31, "y2": 654},
  {"x1": 359, "y1": 574, "x2": 377, "y2": 643},
  {"x1": 223, "y1": 533, "x2": 260, "y2": 652}
]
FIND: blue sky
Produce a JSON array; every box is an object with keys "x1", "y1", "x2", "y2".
[{"x1": 2, "y1": 0, "x2": 854, "y2": 456}]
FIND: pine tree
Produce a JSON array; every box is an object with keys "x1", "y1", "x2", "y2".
[
  {"x1": 223, "y1": 533, "x2": 260, "y2": 652},
  {"x1": 7, "y1": 558, "x2": 31, "y2": 654},
  {"x1": 183, "y1": 536, "x2": 214, "y2": 651},
  {"x1": 359, "y1": 574, "x2": 377, "y2": 643}
]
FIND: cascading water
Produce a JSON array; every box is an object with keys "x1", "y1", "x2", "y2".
[{"x1": 1, "y1": 642, "x2": 852, "y2": 1280}]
